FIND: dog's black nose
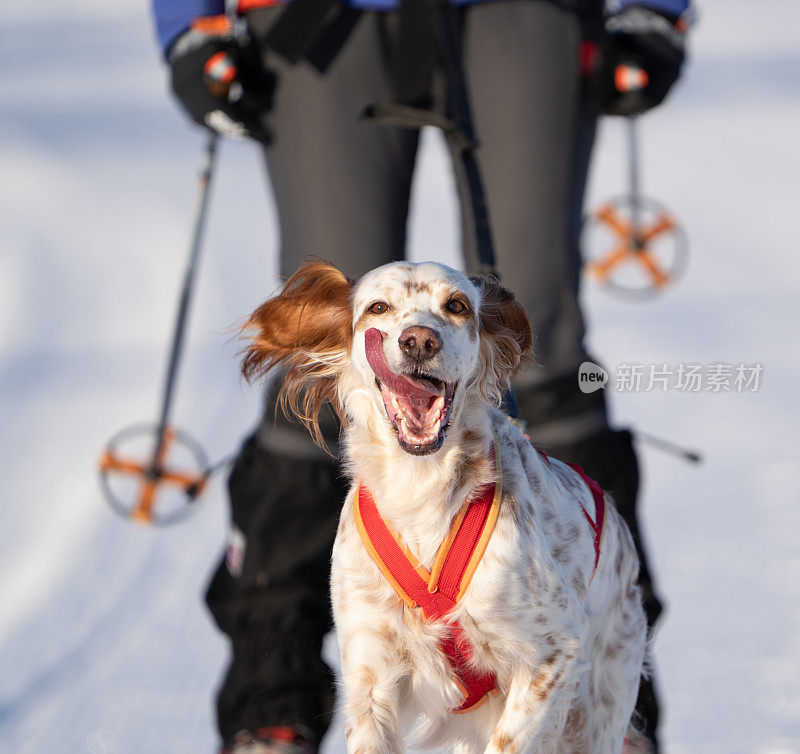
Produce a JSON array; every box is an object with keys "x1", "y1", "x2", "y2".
[{"x1": 399, "y1": 326, "x2": 441, "y2": 361}]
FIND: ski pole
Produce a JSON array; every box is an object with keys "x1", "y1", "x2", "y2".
[
  {"x1": 582, "y1": 62, "x2": 687, "y2": 298},
  {"x1": 99, "y1": 134, "x2": 220, "y2": 525},
  {"x1": 151, "y1": 134, "x2": 219, "y2": 467},
  {"x1": 628, "y1": 116, "x2": 642, "y2": 249},
  {"x1": 613, "y1": 62, "x2": 648, "y2": 249},
  {"x1": 636, "y1": 429, "x2": 702, "y2": 464}
]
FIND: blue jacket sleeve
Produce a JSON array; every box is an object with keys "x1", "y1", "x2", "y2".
[
  {"x1": 152, "y1": 0, "x2": 226, "y2": 56},
  {"x1": 615, "y1": 0, "x2": 689, "y2": 17}
]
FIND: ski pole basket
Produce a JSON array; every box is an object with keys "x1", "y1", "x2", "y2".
[
  {"x1": 582, "y1": 192, "x2": 688, "y2": 299},
  {"x1": 99, "y1": 424, "x2": 210, "y2": 526}
]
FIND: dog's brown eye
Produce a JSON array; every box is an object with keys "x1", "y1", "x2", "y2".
[
  {"x1": 368, "y1": 301, "x2": 389, "y2": 315},
  {"x1": 445, "y1": 298, "x2": 467, "y2": 315}
]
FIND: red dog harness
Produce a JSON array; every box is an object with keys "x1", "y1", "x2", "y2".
[
  {"x1": 354, "y1": 440, "x2": 606, "y2": 713},
  {"x1": 534, "y1": 447, "x2": 607, "y2": 576},
  {"x1": 564, "y1": 461, "x2": 606, "y2": 575}
]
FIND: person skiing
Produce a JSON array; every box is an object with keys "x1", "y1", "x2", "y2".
[{"x1": 151, "y1": 1, "x2": 689, "y2": 751}]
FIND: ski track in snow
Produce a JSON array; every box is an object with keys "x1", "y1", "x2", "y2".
[{"x1": 1, "y1": 2, "x2": 799, "y2": 752}]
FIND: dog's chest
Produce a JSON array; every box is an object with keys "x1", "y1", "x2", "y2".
[{"x1": 338, "y1": 489, "x2": 518, "y2": 647}]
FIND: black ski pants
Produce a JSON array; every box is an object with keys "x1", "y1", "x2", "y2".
[{"x1": 205, "y1": 1, "x2": 663, "y2": 748}]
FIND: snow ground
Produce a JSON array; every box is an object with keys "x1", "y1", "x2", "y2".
[{"x1": 1, "y1": 1, "x2": 799, "y2": 752}]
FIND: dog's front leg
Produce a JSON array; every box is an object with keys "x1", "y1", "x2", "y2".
[
  {"x1": 483, "y1": 644, "x2": 581, "y2": 754},
  {"x1": 338, "y1": 627, "x2": 405, "y2": 754}
]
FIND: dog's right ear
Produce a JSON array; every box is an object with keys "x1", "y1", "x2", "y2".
[{"x1": 241, "y1": 259, "x2": 354, "y2": 445}]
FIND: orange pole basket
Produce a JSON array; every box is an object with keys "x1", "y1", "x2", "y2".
[{"x1": 98, "y1": 424, "x2": 210, "y2": 526}]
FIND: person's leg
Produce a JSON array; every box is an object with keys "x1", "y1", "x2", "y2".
[
  {"x1": 206, "y1": 430, "x2": 347, "y2": 749},
  {"x1": 206, "y1": 10, "x2": 418, "y2": 751},
  {"x1": 462, "y1": 0, "x2": 596, "y2": 414},
  {"x1": 252, "y1": 10, "x2": 419, "y2": 278},
  {"x1": 462, "y1": 2, "x2": 662, "y2": 748}
]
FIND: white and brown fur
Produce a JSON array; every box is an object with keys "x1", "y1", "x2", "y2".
[{"x1": 242, "y1": 260, "x2": 647, "y2": 754}]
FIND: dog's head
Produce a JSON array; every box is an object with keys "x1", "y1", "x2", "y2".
[{"x1": 242, "y1": 260, "x2": 532, "y2": 455}]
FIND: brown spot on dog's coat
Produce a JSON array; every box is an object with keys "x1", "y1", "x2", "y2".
[
  {"x1": 540, "y1": 634, "x2": 557, "y2": 651},
  {"x1": 615, "y1": 547, "x2": 626, "y2": 575},
  {"x1": 501, "y1": 491, "x2": 523, "y2": 527},
  {"x1": 359, "y1": 666, "x2": 378, "y2": 688},
  {"x1": 492, "y1": 732, "x2": 517, "y2": 753},
  {"x1": 561, "y1": 701, "x2": 591, "y2": 752},
  {"x1": 402, "y1": 280, "x2": 433, "y2": 296},
  {"x1": 571, "y1": 570, "x2": 587, "y2": 597},
  {"x1": 529, "y1": 653, "x2": 560, "y2": 703},
  {"x1": 460, "y1": 429, "x2": 486, "y2": 456},
  {"x1": 454, "y1": 452, "x2": 485, "y2": 488}
]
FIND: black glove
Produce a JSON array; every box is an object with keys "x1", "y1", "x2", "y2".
[
  {"x1": 591, "y1": 6, "x2": 687, "y2": 116},
  {"x1": 168, "y1": 17, "x2": 276, "y2": 144}
]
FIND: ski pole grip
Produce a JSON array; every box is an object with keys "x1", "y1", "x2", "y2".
[{"x1": 614, "y1": 62, "x2": 649, "y2": 94}]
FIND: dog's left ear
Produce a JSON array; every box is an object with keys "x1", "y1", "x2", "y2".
[{"x1": 470, "y1": 275, "x2": 534, "y2": 401}]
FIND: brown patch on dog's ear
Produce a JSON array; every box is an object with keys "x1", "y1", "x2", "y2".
[
  {"x1": 472, "y1": 275, "x2": 533, "y2": 359},
  {"x1": 469, "y1": 275, "x2": 533, "y2": 401},
  {"x1": 241, "y1": 259, "x2": 354, "y2": 448}
]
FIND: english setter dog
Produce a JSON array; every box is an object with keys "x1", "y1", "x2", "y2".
[{"x1": 242, "y1": 260, "x2": 647, "y2": 754}]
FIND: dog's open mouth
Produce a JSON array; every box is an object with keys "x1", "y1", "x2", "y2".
[{"x1": 365, "y1": 328, "x2": 455, "y2": 455}]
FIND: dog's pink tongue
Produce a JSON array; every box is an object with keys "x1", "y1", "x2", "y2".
[{"x1": 365, "y1": 328, "x2": 438, "y2": 411}]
